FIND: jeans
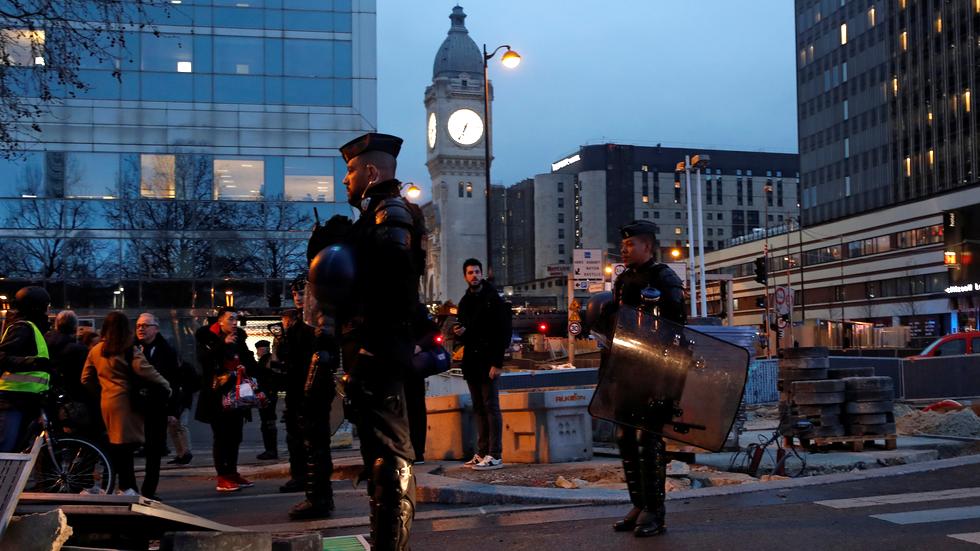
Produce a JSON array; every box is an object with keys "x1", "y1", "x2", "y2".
[
  {"x1": 0, "y1": 407, "x2": 24, "y2": 453},
  {"x1": 167, "y1": 408, "x2": 192, "y2": 457},
  {"x1": 466, "y1": 376, "x2": 502, "y2": 458},
  {"x1": 210, "y1": 410, "x2": 245, "y2": 477}
]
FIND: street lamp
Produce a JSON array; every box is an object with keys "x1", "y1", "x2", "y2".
[
  {"x1": 692, "y1": 154, "x2": 710, "y2": 318},
  {"x1": 483, "y1": 43, "x2": 521, "y2": 282},
  {"x1": 405, "y1": 183, "x2": 421, "y2": 200}
]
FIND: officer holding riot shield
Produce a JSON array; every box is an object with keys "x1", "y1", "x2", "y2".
[
  {"x1": 308, "y1": 132, "x2": 424, "y2": 550},
  {"x1": 596, "y1": 220, "x2": 685, "y2": 538}
]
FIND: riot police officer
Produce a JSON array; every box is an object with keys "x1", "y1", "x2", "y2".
[
  {"x1": 308, "y1": 132, "x2": 423, "y2": 550},
  {"x1": 605, "y1": 220, "x2": 685, "y2": 537}
]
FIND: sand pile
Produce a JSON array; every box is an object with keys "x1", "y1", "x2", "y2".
[{"x1": 896, "y1": 407, "x2": 980, "y2": 438}]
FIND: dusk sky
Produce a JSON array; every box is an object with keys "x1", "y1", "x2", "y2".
[{"x1": 377, "y1": 1, "x2": 800, "y2": 203}]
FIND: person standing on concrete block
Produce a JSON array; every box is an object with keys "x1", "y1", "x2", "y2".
[
  {"x1": 454, "y1": 258, "x2": 512, "y2": 471},
  {"x1": 596, "y1": 220, "x2": 686, "y2": 538}
]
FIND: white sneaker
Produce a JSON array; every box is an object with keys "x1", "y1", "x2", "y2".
[
  {"x1": 463, "y1": 454, "x2": 484, "y2": 468},
  {"x1": 472, "y1": 455, "x2": 503, "y2": 471},
  {"x1": 115, "y1": 488, "x2": 139, "y2": 497}
]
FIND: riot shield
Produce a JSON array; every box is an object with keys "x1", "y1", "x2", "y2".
[{"x1": 588, "y1": 306, "x2": 749, "y2": 452}]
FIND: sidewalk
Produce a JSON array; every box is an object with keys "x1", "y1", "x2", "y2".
[{"x1": 177, "y1": 429, "x2": 980, "y2": 508}]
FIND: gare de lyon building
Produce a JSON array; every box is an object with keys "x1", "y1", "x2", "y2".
[{"x1": 0, "y1": 1, "x2": 377, "y2": 352}]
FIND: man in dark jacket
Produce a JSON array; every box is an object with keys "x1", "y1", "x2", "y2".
[
  {"x1": 276, "y1": 284, "x2": 315, "y2": 493},
  {"x1": 0, "y1": 286, "x2": 52, "y2": 452},
  {"x1": 454, "y1": 258, "x2": 512, "y2": 471},
  {"x1": 605, "y1": 220, "x2": 686, "y2": 538},
  {"x1": 136, "y1": 312, "x2": 179, "y2": 499},
  {"x1": 254, "y1": 339, "x2": 282, "y2": 460},
  {"x1": 194, "y1": 307, "x2": 257, "y2": 493}
]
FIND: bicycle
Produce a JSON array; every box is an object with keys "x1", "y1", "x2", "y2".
[
  {"x1": 729, "y1": 421, "x2": 810, "y2": 479},
  {"x1": 19, "y1": 394, "x2": 114, "y2": 495}
]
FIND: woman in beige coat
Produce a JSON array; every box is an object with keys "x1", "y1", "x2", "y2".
[{"x1": 82, "y1": 311, "x2": 170, "y2": 495}]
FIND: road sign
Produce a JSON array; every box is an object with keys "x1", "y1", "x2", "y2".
[
  {"x1": 574, "y1": 280, "x2": 588, "y2": 290},
  {"x1": 774, "y1": 286, "x2": 793, "y2": 316},
  {"x1": 573, "y1": 249, "x2": 603, "y2": 281},
  {"x1": 612, "y1": 263, "x2": 626, "y2": 277},
  {"x1": 588, "y1": 281, "x2": 605, "y2": 293},
  {"x1": 548, "y1": 264, "x2": 572, "y2": 276},
  {"x1": 568, "y1": 321, "x2": 582, "y2": 336},
  {"x1": 568, "y1": 300, "x2": 581, "y2": 322}
]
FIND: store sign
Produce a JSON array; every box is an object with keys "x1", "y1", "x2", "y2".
[
  {"x1": 551, "y1": 154, "x2": 581, "y2": 172},
  {"x1": 946, "y1": 283, "x2": 980, "y2": 295}
]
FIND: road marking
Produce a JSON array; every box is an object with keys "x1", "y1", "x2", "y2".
[
  {"x1": 871, "y1": 505, "x2": 980, "y2": 525},
  {"x1": 949, "y1": 532, "x2": 980, "y2": 545},
  {"x1": 815, "y1": 487, "x2": 980, "y2": 509}
]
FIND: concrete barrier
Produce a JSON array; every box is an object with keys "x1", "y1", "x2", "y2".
[
  {"x1": 499, "y1": 387, "x2": 594, "y2": 464},
  {"x1": 424, "y1": 394, "x2": 474, "y2": 461}
]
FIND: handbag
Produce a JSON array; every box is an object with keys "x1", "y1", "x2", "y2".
[{"x1": 221, "y1": 365, "x2": 268, "y2": 411}]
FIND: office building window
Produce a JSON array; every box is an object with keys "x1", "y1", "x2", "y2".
[
  {"x1": 558, "y1": 228, "x2": 565, "y2": 239},
  {"x1": 706, "y1": 181, "x2": 712, "y2": 204},
  {"x1": 141, "y1": 33, "x2": 193, "y2": 72},
  {"x1": 285, "y1": 157, "x2": 333, "y2": 201},
  {"x1": 558, "y1": 244, "x2": 565, "y2": 255},
  {"x1": 642, "y1": 211, "x2": 649, "y2": 219},
  {"x1": 717, "y1": 213, "x2": 724, "y2": 220},
  {"x1": 557, "y1": 181, "x2": 563, "y2": 192},
  {"x1": 1, "y1": 29, "x2": 45, "y2": 67},
  {"x1": 674, "y1": 227, "x2": 682, "y2": 235},
  {"x1": 654, "y1": 211, "x2": 660, "y2": 219},
  {"x1": 458, "y1": 182, "x2": 464, "y2": 197},
  {"x1": 747, "y1": 179, "x2": 753, "y2": 205},
  {"x1": 674, "y1": 212, "x2": 681, "y2": 219},
  {"x1": 737, "y1": 181, "x2": 743, "y2": 205},
  {"x1": 558, "y1": 197, "x2": 564, "y2": 208},
  {"x1": 466, "y1": 182, "x2": 473, "y2": 198},
  {"x1": 716, "y1": 178, "x2": 722, "y2": 204},
  {"x1": 61, "y1": 153, "x2": 120, "y2": 198},
  {"x1": 140, "y1": 154, "x2": 175, "y2": 198},
  {"x1": 777, "y1": 181, "x2": 784, "y2": 206},
  {"x1": 214, "y1": 158, "x2": 264, "y2": 200},
  {"x1": 214, "y1": 36, "x2": 263, "y2": 74},
  {"x1": 558, "y1": 212, "x2": 564, "y2": 223},
  {"x1": 0, "y1": 153, "x2": 44, "y2": 196}
]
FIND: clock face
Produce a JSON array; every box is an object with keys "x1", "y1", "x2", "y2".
[
  {"x1": 447, "y1": 108, "x2": 484, "y2": 146},
  {"x1": 427, "y1": 112, "x2": 437, "y2": 149}
]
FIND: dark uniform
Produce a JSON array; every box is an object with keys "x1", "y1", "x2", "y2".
[
  {"x1": 309, "y1": 133, "x2": 423, "y2": 550},
  {"x1": 276, "y1": 303, "x2": 314, "y2": 493},
  {"x1": 605, "y1": 220, "x2": 686, "y2": 537},
  {"x1": 254, "y1": 340, "x2": 282, "y2": 460}
]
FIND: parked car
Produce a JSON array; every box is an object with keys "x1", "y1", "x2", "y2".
[{"x1": 907, "y1": 330, "x2": 980, "y2": 360}]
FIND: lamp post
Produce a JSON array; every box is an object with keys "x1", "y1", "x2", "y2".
[
  {"x1": 677, "y1": 158, "x2": 697, "y2": 318},
  {"x1": 692, "y1": 154, "x2": 710, "y2": 318},
  {"x1": 483, "y1": 44, "x2": 521, "y2": 282}
]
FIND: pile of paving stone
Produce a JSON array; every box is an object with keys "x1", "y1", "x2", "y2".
[{"x1": 778, "y1": 348, "x2": 895, "y2": 440}]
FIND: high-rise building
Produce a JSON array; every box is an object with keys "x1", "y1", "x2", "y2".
[
  {"x1": 796, "y1": 0, "x2": 980, "y2": 226},
  {"x1": 0, "y1": 1, "x2": 376, "y2": 311},
  {"x1": 508, "y1": 144, "x2": 799, "y2": 281}
]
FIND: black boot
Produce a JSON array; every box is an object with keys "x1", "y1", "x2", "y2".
[
  {"x1": 258, "y1": 420, "x2": 278, "y2": 460},
  {"x1": 634, "y1": 433, "x2": 667, "y2": 538},
  {"x1": 613, "y1": 426, "x2": 645, "y2": 532},
  {"x1": 370, "y1": 456, "x2": 415, "y2": 551},
  {"x1": 288, "y1": 496, "x2": 334, "y2": 520}
]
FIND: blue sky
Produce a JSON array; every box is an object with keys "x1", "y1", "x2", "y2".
[{"x1": 377, "y1": 2, "x2": 799, "y2": 202}]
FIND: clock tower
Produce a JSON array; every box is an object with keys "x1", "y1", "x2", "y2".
[{"x1": 424, "y1": 5, "x2": 492, "y2": 304}]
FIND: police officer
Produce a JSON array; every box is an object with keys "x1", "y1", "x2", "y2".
[
  {"x1": 0, "y1": 287, "x2": 52, "y2": 452},
  {"x1": 277, "y1": 279, "x2": 314, "y2": 493},
  {"x1": 606, "y1": 220, "x2": 685, "y2": 537},
  {"x1": 308, "y1": 132, "x2": 424, "y2": 550},
  {"x1": 254, "y1": 340, "x2": 282, "y2": 460}
]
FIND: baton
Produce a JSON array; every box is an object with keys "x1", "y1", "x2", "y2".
[{"x1": 313, "y1": 207, "x2": 321, "y2": 227}]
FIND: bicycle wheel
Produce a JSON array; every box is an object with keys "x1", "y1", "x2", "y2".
[{"x1": 30, "y1": 437, "x2": 114, "y2": 494}]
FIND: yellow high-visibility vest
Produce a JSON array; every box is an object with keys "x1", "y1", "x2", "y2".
[{"x1": 0, "y1": 321, "x2": 50, "y2": 394}]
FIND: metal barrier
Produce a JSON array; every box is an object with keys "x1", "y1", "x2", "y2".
[{"x1": 744, "y1": 359, "x2": 779, "y2": 404}]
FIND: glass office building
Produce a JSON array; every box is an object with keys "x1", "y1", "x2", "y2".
[{"x1": 0, "y1": 0, "x2": 376, "y2": 311}]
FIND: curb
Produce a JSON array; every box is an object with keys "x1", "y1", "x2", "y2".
[{"x1": 414, "y1": 453, "x2": 980, "y2": 506}]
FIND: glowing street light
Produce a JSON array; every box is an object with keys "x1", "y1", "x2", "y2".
[
  {"x1": 405, "y1": 183, "x2": 421, "y2": 200},
  {"x1": 670, "y1": 248, "x2": 682, "y2": 260}
]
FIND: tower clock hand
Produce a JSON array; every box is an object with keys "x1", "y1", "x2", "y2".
[{"x1": 459, "y1": 123, "x2": 468, "y2": 140}]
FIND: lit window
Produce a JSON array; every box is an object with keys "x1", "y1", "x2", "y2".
[
  {"x1": 843, "y1": 100, "x2": 848, "y2": 120},
  {"x1": 900, "y1": 31, "x2": 908, "y2": 51},
  {"x1": 0, "y1": 29, "x2": 45, "y2": 67},
  {"x1": 965, "y1": 90, "x2": 972, "y2": 113},
  {"x1": 177, "y1": 61, "x2": 193, "y2": 73},
  {"x1": 928, "y1": 110, "x2": 933, "y2": 124},
  {"x1": 840, "y1": 23, "x2": 847, "y2": 45},
  {"x1": 928, "y1": 149, "x2": 935, "y2": 166},
  {"x1": 642, "y1": 195, "x2": 649, "y2": 203},
  {"x1": 285, "y1": 157, "x2": 334, "y2": 202},
  {"x1": 844, "y1": 138, "x2": 849, "y2": 158},
  {"x1": 892, "y1": 77, "x2": 899, "y2": 96},
  {"x1": 140, "y1": 154, "x2": 175, "y2": 198},
  {"x1": 214, "y1": 158, "x2": 264, "y2": 200},
  {"x1": 674, "y1": 227, "x2": 682, "y2": 235},
  {"x1": 868, "y1": 6, "x2": 876, "y2": 27},
  {"x1": 936, "y1": 16, "x2": 942, "y2": 33},
  {"x1": 904, "y1": 156, "x2": 912, "y2": 177}
]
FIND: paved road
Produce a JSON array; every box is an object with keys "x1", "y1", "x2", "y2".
[{"x1": 406, "y1": 464, "x2": 980, "y2": 550}]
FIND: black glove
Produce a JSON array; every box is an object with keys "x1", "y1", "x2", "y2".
[{"x1": 307, "y1": 214, "x2": 353, "y2": 262}]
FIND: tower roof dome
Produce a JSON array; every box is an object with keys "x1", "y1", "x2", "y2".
[{"x1": 432, "y1": 6, "x2": 483, "y2": 79}]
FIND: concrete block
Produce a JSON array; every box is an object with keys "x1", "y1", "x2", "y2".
[
  {"x1": 499, "y1": 387, "x2": 594, "y2": 464},
  {"x1": 272, "y1": 533, "x2": 321, "y2": 551},
  {"x1": 160, "y1": 532, "x2": 272, "y2": 551},
  {"x1": 425, "y1": 393, "x2": 474, "y2": 460},
  {"x1": 0, "y1": 509, "x2": 72, "y2": 551}
]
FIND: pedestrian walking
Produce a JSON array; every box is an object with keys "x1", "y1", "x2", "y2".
[
  {"x1": 194, "y1": 307, "x2": 257, "y2": 492},
  {"x1": 454, "y1": 258, "x2": 512, "y2": 471},
  {"x1": 308, "y1": 132, "x2": 425, "y2": 548},
  {"x1": 0, "y1": 287, "x2": 52, "y2": 453},
  {"x1": 82, "y1": 311, "x2": 171, "y2": 496}
]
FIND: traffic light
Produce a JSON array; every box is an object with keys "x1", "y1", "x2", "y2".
[
  {"x1": 537, "y1": 321, "x2": 549, "y2": 334},
  {"x1": 754, "y1": 256, "x2": 768, "y2": 284}
]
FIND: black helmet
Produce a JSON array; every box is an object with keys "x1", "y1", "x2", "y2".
[
  {"x1": 309, "y1": 244, "x2": 355, "y2": 306},
  {"x1": 290, "y1": 273, "x2": 308, "y2": 293},
  {"x1": 13, "y1": 286, "x2": 50, "y2": 314},
  {"x1": 582, "y1": 291, "x2": 614, "y2": 339}
]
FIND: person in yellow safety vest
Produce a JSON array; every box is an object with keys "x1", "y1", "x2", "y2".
[{"x1": 0, "y1": 286, "x2": 52, "y2": 452}]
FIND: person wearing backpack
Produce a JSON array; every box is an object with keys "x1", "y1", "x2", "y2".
[{"x1": 81, "y1": 311, "x2": 170, "y2": 496}]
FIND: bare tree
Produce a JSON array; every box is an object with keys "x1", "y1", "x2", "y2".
[
  {"x1": 0, "y1": 197, "x2": 103, "y2": 279},
  {"x1": 244, "y1": 196, "x2": 312, "y2": 280}
]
